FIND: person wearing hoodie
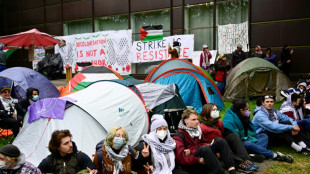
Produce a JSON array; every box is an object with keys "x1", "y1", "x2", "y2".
[
  {"x1": 231, "y1": 44, "x2": 246, "y2": 68},
  {"x1": 280, "y1": 45, "x2": 293, "y2": 77},
  {"x1": 38, "y1": 129, "x2": 97, "y2": 174},
  {"x1": 280, "y1": 82, "x2": 307, "y2": 98},
  {"x1": 0, "y1": 144, "x2": 41, "y2": 174},
  {"x1": 168, "y1": 41, "x2": 180, "y2": 58},
  {"x1": 223, "y1": 98, "x2": 294, "y2": 163},
  {"x1": 251, "y1": 45, "x2": 264, "y2": 58},
  {"x1": 136, "y1": 114, "x2": 187, "y2": 174},
  {"x1": 200, "y1": 45, "x2": 212, "y2": 70},
  {"x1": 253, "y1": 95, "x2": 310, "y2": 156},
  {"x1": 16, "y1": 88, "x2": 40, "y2": 117}
]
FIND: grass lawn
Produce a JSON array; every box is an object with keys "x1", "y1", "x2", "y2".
[{"x1": 221, "y1": 99, "x2": 310, "y2": 174}]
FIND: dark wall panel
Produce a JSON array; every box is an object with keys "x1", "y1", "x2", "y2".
[
  {"x1": 21, "y1": 25, "x2": 45, "y2": 32},
  {"x1": 20, "y1": 0, "x2": 44, "y2": 10},
  {"x1": 251, "y1": 20, "x2": 310, "y2": 47},
  {"x1": 173, "y1": 0, "x2": 183, "y2": 7},
  {"x1": 131, "y1": 0, "x2": 170, "y2": 12},
  {"x1": 63, "y1": 0, "x2": 78, "y2": 3},
  {"x1": 46, "y1": 5, "x2": 62, "y2": 23},
  {"x1": 172, "y1": 29, "x2": 183, "y2": 35},
  {"x1": 63, "y1": 0, "x2": 92, "y2": 21},
  {"x1": 172, "y1": 8, "x2": 183, "y2": 30},
  {"x1": 20, "y1": 8, "x2": 45, "y2": 26},
  {"x1": 290, "y1": 48, "x2": 310, "y2": 73},
  {"x1": 185, "y1": 0, "x2": 212, "y2": 5},
  {"x1": 6, "y1": 13, "x2": 20, "y2": 29},
  {"x1": 94, "y1": 0, "x2": 128, "y2": 17},
  {"x1": 46, "y1": 0, "x2": 62, "y2": 6},
  {"x1": 251, "y1": 0, "x2": 310, "y2": 22},
  {"x1": 46, "y1": 23, "x2": 63, "y2": 36},
  {"x1": 6, "y1": 0, "x2": 19, "y2": 12},
  {"x1": 6, "y1": 28, "x2": 20, "y2": 35}
]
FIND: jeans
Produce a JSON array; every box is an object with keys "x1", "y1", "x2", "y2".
[
  {"x1": 216, "y1": 78, "x2": 226, "y2": 96},
  {"x1": 298, "y1": 118, "x2": 310, "y2": 132},
  {"x1": 243, "y1": 133, "x2": 274, "y2": 159}
]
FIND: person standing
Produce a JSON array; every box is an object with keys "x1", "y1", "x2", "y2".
[
  {"x1": 0, "y1": 144, "x2": 42, "y2": 174},
  {"x1": 232, "y1": 44, "x2": 246, "y2": 68},
  {"x1": 200, "y1": 45, "x2": 212, "y2": 70},
  {"x1": 168, "y1": 41, "x2": 181, "y2": 58},
  {"x1": 251, "y1": 45, "x2": 264, "y2": 58},
  {"x1": 0, "y1": 45, "x2": 6, "y2": 72},
  {"x1": 214, "y1": 54, "x2": 231, "y2": 95},
  {"x1": 281, "y1": 45, "x2": 293, "y2": 77}
]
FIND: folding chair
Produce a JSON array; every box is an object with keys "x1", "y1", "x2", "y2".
[{"x1": 0, "y1": 125, "x2": 14, "y2": 145}]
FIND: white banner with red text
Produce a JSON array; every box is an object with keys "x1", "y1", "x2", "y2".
[{"x1": 131, "y1": 35, "x2": 194, "y2": 63}]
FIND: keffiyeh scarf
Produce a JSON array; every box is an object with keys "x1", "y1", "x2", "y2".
[
  {"x1": 178, "y1": 120, "x2": 202, "y2": 139},
  {"x1": 105, "y1": 145, "x2": 129, "y2": 174}
]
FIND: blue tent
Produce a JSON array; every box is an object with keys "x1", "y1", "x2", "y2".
[{"x1": 0, "y1": 67, "x2": 60, "y2": 99}]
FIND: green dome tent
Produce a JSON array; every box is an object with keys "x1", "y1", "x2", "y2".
[{"x1": 223, "y1": 58, "x2": 292, "y2": 101}]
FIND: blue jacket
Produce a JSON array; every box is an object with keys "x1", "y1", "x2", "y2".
[{"x1": 252, "y1": 108, "x2": 297, "y2": 134}]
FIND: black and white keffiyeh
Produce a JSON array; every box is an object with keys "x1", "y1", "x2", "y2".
[
  {"x1": 105, "y1": 144, "x2": 129, "y2": 174},
  {"x1": 178, "y1": 120, "x2": 202, "y2": 139},
  {"x1": 260, "y1": 105, "x2": 279, "y2": 123}
]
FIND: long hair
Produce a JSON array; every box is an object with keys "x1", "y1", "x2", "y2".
[
  {"x1": 48, "y1": 130, "x2": 72, "y2": 154},
  {"x1": 200, "y1": 103, "x2": 216, "y2": 120}
]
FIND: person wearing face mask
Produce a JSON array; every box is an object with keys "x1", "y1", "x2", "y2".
[
  {"x1": 16, "y1": 88, "x2": 40, "y2": 118},
  {"x1": 200, "y1": 103, "x2": 257, "y2": 173},
  {"x1": 0, "y1": 144, "x2": 41, "y2": 174},
  {"x1": 174, "y1": 109, "x2": 236, "y2": 174},
  {"x1": 223, "y1": 98, "x2": 294, "y2": 162},
  {"x1": 93, "y1": 126, "x2": 149, "y2": 174},
  {"x1": 38, "y1": 130, "x2": 97, "y2": 174}
]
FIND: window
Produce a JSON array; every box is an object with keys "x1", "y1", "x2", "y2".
[
  {"x1": 63, "y1": 19, "x2": 92, "y2": 36},
  {"x1": 95, "y1": 15, "x2": 128, "y2": 32}
]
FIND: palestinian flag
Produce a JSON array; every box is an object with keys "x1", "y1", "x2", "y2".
[
  {"x1": 3, "y1": 47, "x2": 17, "y2": 60},
  {"x1": 140, "y1": 25, "x2": 163, "y2": 42}
]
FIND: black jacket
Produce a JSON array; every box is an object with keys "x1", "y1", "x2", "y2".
[
  {"x1": 16, "y1": 88, "x2": 39, "y2": 117},
  {"x1": 232, "y1": 50, "x2": 246, "y2": 67},
  {"x1": 38, "y1": 142, "x2": 96, "y2": 174}
]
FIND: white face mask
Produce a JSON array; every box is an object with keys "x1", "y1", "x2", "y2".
[
  {"x1": 210, "y1": 110, "x2": 220, "y2": 119},
  {"x1": 156, "y1": 130, "x2": 167, "y2": 140},
  {"x1": 0, "y1": 160, "x2": 8, "y2": 169}
]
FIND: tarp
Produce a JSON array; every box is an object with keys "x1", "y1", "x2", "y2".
[
  {"x1": 13, "y1": 104, "x2": 107, "y2": 166},
  {"x1": 223, "y1": 58, "x2": 292, "y2": 101},
  {"x1": 0, "y1": 67, "x2": 60, "y2": 99},
  {"x1": 67, "y1": 80, "x2": 149, "y2": 146}
]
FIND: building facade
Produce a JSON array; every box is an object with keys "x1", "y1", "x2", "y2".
[{"x1": 0, "y1": 0, "x2": 309, "y2": 78}]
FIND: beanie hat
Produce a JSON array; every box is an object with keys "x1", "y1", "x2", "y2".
[
  {"x1": 0, "y1": 86, "x2": 11, "y2": 93},
  {"x1": 0, "y1": 144, "x2": 20, "y2": 157},
  {"x1": 297, "y1": 82, "x2": 307, "y2": 89},
  {"x1": 237, "y1": 44, "x2": 242, "y2": 48},
  {"x1": 150, "y1": 114, "x2": 168, "y2": 132},
  {"x1": 203, "y1": 44, "x2": 208, "y2": 49}
]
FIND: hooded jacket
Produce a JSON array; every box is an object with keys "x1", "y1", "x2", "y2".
[
  {"x1": 16, "y1": 88, "x2": 39, "y2": 117},
  {"x1": 0, "y1": 153, "x2": 41, "y2": 174},
  {"x1": 38, "y1": 142, "x2": 95, "y2": 174}
]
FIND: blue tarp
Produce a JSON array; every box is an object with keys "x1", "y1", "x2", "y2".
[{"x1": 0, "y1": 67, "x2": 60, "y2": 99}]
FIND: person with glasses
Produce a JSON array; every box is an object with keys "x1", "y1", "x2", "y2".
[
  {"x1": 253, "y1": 95, "x2": 310, "y2": 156},
  {"x1": 223, "y1": 98, "x2": 294, "y2": 163},
  {"x1": 0, "y1": 86, "x2": 22, "y2": 137},
  {"x1": 200, "y1": 103, "x2": 257, "y2": 173}
]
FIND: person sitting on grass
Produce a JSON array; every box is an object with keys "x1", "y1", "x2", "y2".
[
  {"x1": 253, "y1": 95, "x2": 310, "y2": 156},
  {"x1": 223, "y1": 98, "x2": 294, "y2": 163}
]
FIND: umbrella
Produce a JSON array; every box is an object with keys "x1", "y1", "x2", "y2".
[{"x1": 0, "y1": 28, "x2": 65, "y2": 61}]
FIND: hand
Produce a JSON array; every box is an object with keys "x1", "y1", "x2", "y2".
[
  {"x1": 142, "y1": 142, "x2": 150, "y2": 157},
  {"x1": 292, "y1": 126, "x2": 300, "y2": 131},
  {"x1": 199, "y1": 157, "x2": 206, "y2": 164},
  {"x1": 184, "y1": 149, "x2": 190, "y2": 156},
  {"x1": 87, "y1": 167, "x2": 98, "y2": 174},
  {"x1": 286, "y1": 60, "x2": 291, "y2": 63},
  {"x1": 143, "y1": 162, "x2": 154, "y2": 174},
  {"x1": 227, "y1": 62, "x2": 231, "y2": 66},
  {"x1": 292, "y1": 129, "x2": 299, "y2": 136},
  {"x1": 290, "y1": 49, "x2": 294, "y2": 54},
  {"x1": 216, "y1": 152, "x2": 220, "y2": 159}
]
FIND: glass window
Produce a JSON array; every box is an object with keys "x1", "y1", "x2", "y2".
[
  {"x1": 63, "y1": 19, "x2": 92, "y2": 36},
  {"x1": 216, "y1": 0, "x2": 248, "y2": 50},
  {"x1": 184, "y1": 4, "x2": 214, "y2": 51},
  {"x1": 131, "y1": 10, "x2": 170, "y2": 41},
  {"x1": 95, "y1": 15, "x2": 129, "y2": 32}
]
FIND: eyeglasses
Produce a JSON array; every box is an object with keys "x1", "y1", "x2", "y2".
[{"x1": 264, "y1": 95, "x2": 273, "y2": 99}]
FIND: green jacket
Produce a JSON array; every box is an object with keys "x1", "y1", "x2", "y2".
[{"x1": 222, "y1": 108, "x2": 258, "y2": 142}]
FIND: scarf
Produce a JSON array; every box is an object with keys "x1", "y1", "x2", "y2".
[
  {"x1": 105, "y1": 144, "x2": 129, "y2": 174},
  {"x1": 200, "y1": 118, "x2": 220, "y2": 129},
  {"x1": 0, "y1": 96, "x2": 18, "y2": 116},
  {"x1": 178, "y1": 120, "x2": 202, "y2": 139},
  {"x1": 280, "y1": 95, "x2": 304, "y2": 121},
  {"x1": 231, "y1": 107, "x2": 249, "y2": 137},
  {"x1": 142, "y1": 131, "x2": 176, "y2": 174},
  {"x1": 260, "y1": 105, "x2": 279, "y2": 123}
]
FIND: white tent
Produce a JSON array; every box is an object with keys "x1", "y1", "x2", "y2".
[
  {"x1": 67, "y1": 80, "x2": 149, "y2": 146},
  {"x1": 13, "y1": 104, "x2": 107, "y2": 166}
]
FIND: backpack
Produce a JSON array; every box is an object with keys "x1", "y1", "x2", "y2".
[{"x1": 95, "y1": 139, "x2": 134, "y2": 173}]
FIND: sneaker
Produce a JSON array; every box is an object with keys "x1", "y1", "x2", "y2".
[
  {"x1": 275, "y1": 152, "x2": 294, "y2": 163},
  {"x1": 244, "y1": 160, "x2": 259, "y2": 170},
  {"x1": 249, "y1": 153, "x2": 265, "y2": 163},
  {"x1": 238, "y1": 162, "x2": 256, "y2": 173},
  {"x1": 299, "y1": 148, "x2": 310, "y2": 156}
]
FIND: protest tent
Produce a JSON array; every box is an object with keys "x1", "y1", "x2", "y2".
[
  {"x1": 0, "y1": 67, "x2": 60, "y2": 99},
  {"x1": 13, "y1": 102, "x2": 107, "y2": 166},
  {"x1": 135, "y1": 83, "x2": 187, "y2": 117},
  {"x1": 60, "y1": 65, "x2": 122, "y2": 96},
  {"x1": 145, "y1": 59, "x2": 224, "y2": 113},
  {"x1": 67, "y1": 80, "x2": 149, "y2": 146},
  {"x1": 223, "y1": 58, "x2": 292, "y2": 101}
]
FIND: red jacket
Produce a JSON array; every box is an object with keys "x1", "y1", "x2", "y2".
[
  {"x1": 173, "y1": 128, "x2": 208, "y2": 166},
  {"x1": 200, "y1": 121, "x2": 224, "y2": 144}
]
